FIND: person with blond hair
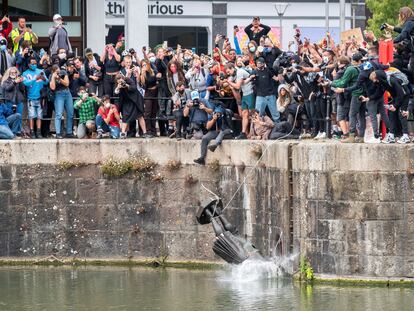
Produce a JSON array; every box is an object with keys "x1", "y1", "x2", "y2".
[{"x1": 1, "y1": 67, "x2": 25, "y2": 117}]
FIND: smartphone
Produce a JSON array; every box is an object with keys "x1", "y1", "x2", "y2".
[
  {"x1": 233, "y1": 25, "x2": 238, "y2": 30},
  {"x1": 163, "y1": 41, "x2": 168, "y2": 49},
  {"x1": 191, "y1": 47, "x2": 196, "y2": 54}
]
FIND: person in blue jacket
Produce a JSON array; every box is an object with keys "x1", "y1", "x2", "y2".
[
  {"x1": 23, "y1": 57, "x2": 49, "y2": 138},
  {"x1": 0, "y1": 101, "x2": 22, "y2": 139}
]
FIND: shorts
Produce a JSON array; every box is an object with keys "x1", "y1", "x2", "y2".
[
  {"x1": 241, "y1": 93, "x2": 255, "y2": 111},
  {"x1": 28, "y1": 99, "x2": 43, "y2": 120},
  {"x1": 337, "y1": 104, "x2": 350, "y2": 122}
]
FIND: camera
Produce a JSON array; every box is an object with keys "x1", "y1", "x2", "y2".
[
  {"x1": 119, "y1": 80, "x2": 127, "y2": 88},
  {"x1": 219, "y1": 72, "x2": 226, "y2": 81},
  {"x1": 192, "y1": 98, "x2": 200, "y2": 107},
  {"x1": 27, "y1": 49, "x2": 34, "y2": 56},
  {"x1": 380, "y1": 23, "x2": 388, "y2": 31}
]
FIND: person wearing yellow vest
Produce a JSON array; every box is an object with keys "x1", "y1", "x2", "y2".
[{"x1": 10, "y1": 17, "x2": 38, "y2": 55}]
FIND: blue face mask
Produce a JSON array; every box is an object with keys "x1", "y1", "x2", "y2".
[
  {"x1": 0, "y1": 45, "x2": 6, "y2": 52},
  {"x1": 263, "y1": 47, "x2": 271, "y2": 54},
  {"x1": 29, "y1": 64, "x2": 37, "y2": 71}
]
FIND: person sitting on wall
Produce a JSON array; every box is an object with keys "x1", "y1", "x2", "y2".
[
  {"x1": 194, "y1": 105, "x2": 233, "y2": 165},
  {"x1": 96, "y1": 95, "x2": 121, "y2": 139},
  {"x1": 0, "y1": 100, "x2": 22, "y2": 139}
]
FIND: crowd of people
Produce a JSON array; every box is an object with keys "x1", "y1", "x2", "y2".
[{"x1": 1, "y1": 9, "x2": 414, "y2": 163}]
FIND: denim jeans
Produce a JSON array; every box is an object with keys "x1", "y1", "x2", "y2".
[
  {"x1": 366, "y1": 98, "x2": 390, "y2": 137},
  {"x1": 200, "y1": 129, "x2": 233, "y2": 159},
  {"x1": 5, "y1": 101, "x2": 23, "y2": 116},
  {"x1": 0, "y1": 113, "x2": 22, "y2": 139},
  {"x1": 255, "y1": 95, "x2": 280, "y2": 123},
  {"x1": 54, "y1": 89, "x2": 74, "y2": 135},
  {"x1": 96, "y1": 114, "x2": 120, "y2": 138}
]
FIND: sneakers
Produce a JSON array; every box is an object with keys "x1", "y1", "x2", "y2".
[
  {"x1": 355, "y1": 136, "x2": 364, "y2": 143},
  {"x1": 30, "y1": 130, "x2": 36, "y2": 139},
  {"x1": 341, "y1": 133, "x2": 355, "y2": 143},
  {"x1": 208, "y1": 144, "x2": 218, "y2": 152},
  {"x1": 318, "y1": 132, "x2": 327, "y2": 140},
  {"x1": 55, "y1": 134, "x2": 63, "y2": 139},
  {"x1": 235, "y1": 132, "x2": 247, "y2": 140},
  {"x1": 193, "y1": 158, "x2": 205, "y2": 165},
  {"x1": 299, "y1": 133, "x2": 312, "y2": 139},
  {"x1": 36, "y1": 130, "x2": 43, "y2": 139},
  {"x1": 397, "y1": 135, "x2": 411, "y2": 144},
  {"x1": 120, "y1": 132, "x2": 127, "y2": 139},
  {"x1": 142, "y1": 133, "x2": 154, "y2": 139},
  {"x1": 382, "y1": 133, "x2": 395, "y2": 144},
  {"x1": 97, "y1": 130, "x2": 103, "y2": 139},
  {"x1": 365, "y1": 136, "x2": 381, "y2": 144}
]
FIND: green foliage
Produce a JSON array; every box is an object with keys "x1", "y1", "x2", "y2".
[
  {"x1": 299, "y1": 256, "x2": 314, "y2": 282},
  {"x1": 57, "y1": 161, "x2": 85, "y2": 171},
  {"x1": 366, "y1": 0, "x2": 412, "y2": 38},
  {"x1": 100, "y1": 154, "x2": 158, "y2": 179},
  {"x1": 100, "y1": 158, "x2": 133, "y2": 178}
]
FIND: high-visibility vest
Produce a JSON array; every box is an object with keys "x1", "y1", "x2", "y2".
[{"x1": 10, "y1": 28, "x2": 35, "y2": 54}]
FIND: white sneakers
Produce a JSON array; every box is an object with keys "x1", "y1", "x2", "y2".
[
  {"x1": 382, "y1": 133, "x2": 395, "y2": 144},
  {"x1": 397, "y1": 135, "x2": 411, "y2": 144},
  {"x1": 314, "y1": 132, "x2": 327, "y2": 140},
  {"x1": 365, "y1": 137, "x2": 381, "y2": 144}
]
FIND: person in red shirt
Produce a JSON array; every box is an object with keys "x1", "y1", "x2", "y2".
[
  {"x1": 0, "y1": 15, "x2": 12, "y2": 40},
  {"x1": 96, "y1": 95, "x2": 121, "y2": 139}
]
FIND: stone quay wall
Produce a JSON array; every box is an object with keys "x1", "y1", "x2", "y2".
[{"x1": 0, "y1": 139, "x2": 413, "y2": 279}]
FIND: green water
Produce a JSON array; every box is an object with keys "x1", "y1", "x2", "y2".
[{"x1": 0, "y1": 267, "x2": 413, "y2": 311}]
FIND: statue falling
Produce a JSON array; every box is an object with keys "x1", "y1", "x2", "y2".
[{"x1": 196, "y1": 198, "x2": 260, "y2": 264}]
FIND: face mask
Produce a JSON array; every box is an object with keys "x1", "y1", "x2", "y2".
[
  {"x1": 78, "y1": 92, "x2": 87, "y2": 98},
  {"x1": 105, "y1": 102, "x2": 111, "y2": 109},
  {"x1": 0, "y1": 45, "x2": 6, "y2": 52},
  {"x1": 263, "y1": 47, "x2": 271, "y2": 54},
  {"x1": 249, "y1": 47, "x2": 256, "y2": 53},
  {"x1": 243, "y1": 60, "x2": 250, "y2": 66},
  {"x1": 10, "y1": 74, "x2": 17, "y2": 79},
  {"x1": 178, "y1": 89, "x2": 185, "y2": 94},
  {"x1": 323, "y1": 56, "x2": 330, "y2": 63},
  {"x1": 149, "y1": 57, "x2": 156, "y2": 63},
  {"x1": 29, "y1": 64, "x2": 37, "y2": 71},
  {"x1": 58, "y1": 53, "x2": 66, "y2": 60}
]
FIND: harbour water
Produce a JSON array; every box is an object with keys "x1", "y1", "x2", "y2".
[{"x1": 0, "y1": 266, "x2": 413, "y2": 311}]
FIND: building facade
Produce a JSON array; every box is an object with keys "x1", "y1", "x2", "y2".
[{"x1": 1, "y1": 0, "x2": 366, "y2": 56}]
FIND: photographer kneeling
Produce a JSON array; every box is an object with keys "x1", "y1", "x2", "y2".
[
  {"x1": 74, "y1": 86, "x2": 99, "y2": 139},
  {"x1": 96, "y1": 95, "x2": 121, "y2": 139},
  {"x1": 183, "y1": 90, "x2": 214, "y2": 139},
  {"x1": 194, "y1": 106, "x2": 233, "y2": 165}
]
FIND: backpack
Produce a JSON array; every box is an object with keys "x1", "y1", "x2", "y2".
[{"x1": 386, "y1": 68, "x2": 409, "y2": 86}]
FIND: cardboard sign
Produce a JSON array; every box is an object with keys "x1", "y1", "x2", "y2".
[{"x1": 340, "y1": 28, "x2": 364, "y2": 45}]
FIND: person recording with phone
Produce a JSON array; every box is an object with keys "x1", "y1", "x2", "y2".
[
  {"x1": 22, "y1": 57, "x2": 49, "y2": 138},
  {"x1": 11, "y1": 17, "x2": 37, "y2": 55},
  {"x1": 96, "y1": 95, "x2": 121, "y2": 139},
  {"x1": 101, "y1": 43, "x2": 121, "y2": 97},
  {"x1": 48, "y1": 14, "x2": 72, "y2": 56}
]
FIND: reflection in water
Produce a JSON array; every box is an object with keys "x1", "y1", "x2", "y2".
[{"x1": 0, "y1": 267, "x2": 413, "y2": 311}]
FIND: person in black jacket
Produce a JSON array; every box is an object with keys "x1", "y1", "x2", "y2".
[
  {"x1": 385, "y1": 7, "x2": 414, "y2": 45},
  {"x1": 244, "y1": 17, "x2": 271, "y2": 46},
  {"x1": 84, "y1": 48, "x2": 103, "y2": 96},
  {"x1": 369, "y1": 70, "x2": 411, "y2": 144},
  {"x1": 155, "y1": 47, "x2": 172, "y2": 136},
  {"x1": 1, "y1": 67, "x2": 25, "y2": 117}
]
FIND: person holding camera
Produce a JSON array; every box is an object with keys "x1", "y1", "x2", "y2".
[
  {"x1": 114, "y1": 74, "x2": 151, "y2": 139},
  {"x1": 183, "y1": 90, "x2": 214, "y2": 139},
  {"x1": 67, "y1": 61, "x2": 86, "y2": 97},
  {"x1": 171, "y1": 81, "x2": 191, "y2": 139},
  {"x1": 84, "y1": 48, "x2": 103, "y2": 97},
  {"x1": 193, "y1": 106, "x2": 233, "y2": 165},
  {"x1": 22, "y1": 57, "x2": 49, "y2": 138},
  {"x1": 15, "y1": 40, "x2": 37, "y2": 73},
  {"x1": 49, "y1": 14, "x2": 72, "y2": 56},
  {"x1": 50, "y1": 64, "x2": 74, "y2": 139},
  {"x1": 74, "y1": 86, "x2": 99, "y2": 139},
  {"x1": 11, "y1": 17, "x2": 37, "y2": 55},
  {"x1": 96, "y1": 95, "x2": 121, "y2": 139},
  {"x1": 1, "y1": 67, "x2": 25, "y2": 120},
  {"x1": 185, "y1": 58, "x2": 208, "y2": 99}
]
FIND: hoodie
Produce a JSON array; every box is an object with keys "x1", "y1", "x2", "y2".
[
  {"x1": 22, "y1": 67, "x2": 49, "y2": 100},
  {"x1": 375, "y1": 70, "x2": 410, "y2": 108}
]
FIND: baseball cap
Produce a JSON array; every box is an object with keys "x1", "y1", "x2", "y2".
[
  {"x1": 191, "y1": 90, "x2": 200, "y2": 100},
  {"x1": 352, "y1": 52, "x2": 363, "y2": 62},
  {"x1": 256, "y1": 57, "x2": 265, "y2": 64},
  {"x1": 53, "y1": 14, "x2": 62, "y2": 21}
]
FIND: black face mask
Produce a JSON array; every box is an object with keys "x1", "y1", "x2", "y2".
[
  {"x1": 178, "y1": 89, "x2": 185, "y2": 94},
  {"x1": 243, "y1": 60, "x2": 250, "y2": 66}
]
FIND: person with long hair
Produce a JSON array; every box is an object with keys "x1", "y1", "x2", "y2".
[
  {"x1": 385, "y1": 7, "x2": 414, "y2": 45},
  {"x1": 1, "y1": 67, "x2": 25, "y2": 117},
  {"x1": 139, "y1": 59, "x2": 159, "y2": 136},
  {"x1": 115, "y1": 74, "x2": 151, "y2": 139},
  {"x1": 100, "y1": 43, "x2": 121, "y2": 96}
]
